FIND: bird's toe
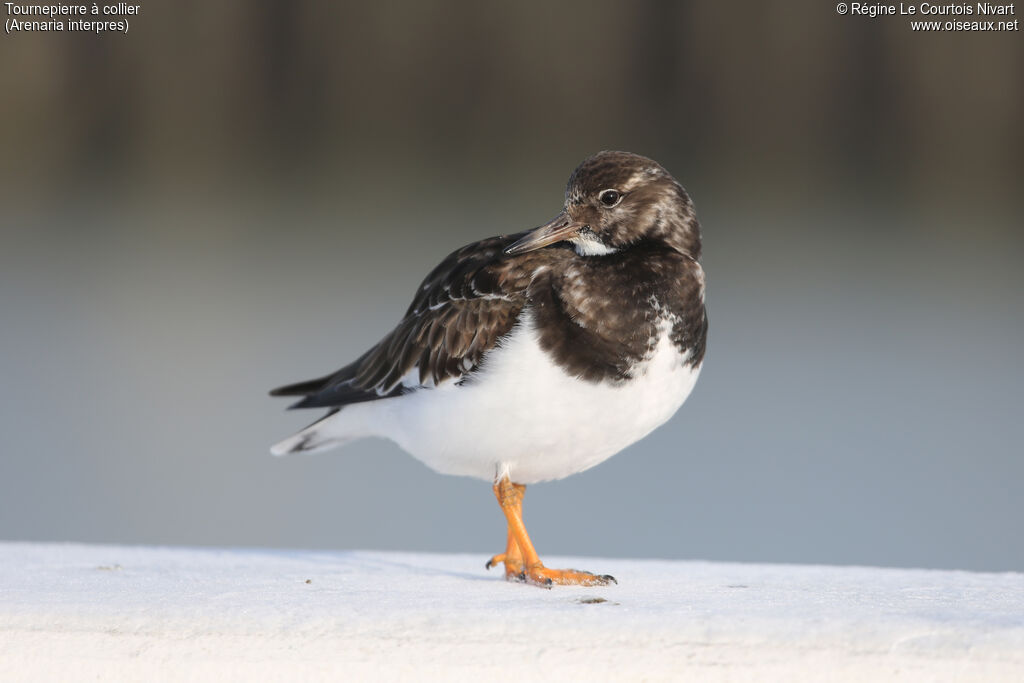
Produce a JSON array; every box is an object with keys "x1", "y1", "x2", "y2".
[{"x1": 522, "y1": 565, "x2": 616, "y2": 588}]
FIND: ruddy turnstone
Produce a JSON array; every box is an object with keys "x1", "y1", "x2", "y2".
[{"x1": 271, "y1": 151, "x2": 707, "y2": 587}]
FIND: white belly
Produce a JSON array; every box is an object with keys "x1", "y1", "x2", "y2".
[{"x1": 354, "y1": 314, "x2": 701, "y2": 484}]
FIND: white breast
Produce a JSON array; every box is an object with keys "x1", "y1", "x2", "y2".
[{"x1": 353, "y1": 312, "x2": 701, "y2": 484}]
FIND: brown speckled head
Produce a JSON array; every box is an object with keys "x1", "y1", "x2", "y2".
[{"x1": 563, "y1": 151, "x2": 701, "y2": 259}]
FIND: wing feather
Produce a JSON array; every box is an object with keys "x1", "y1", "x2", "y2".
[{"x1": 273, "y1": 232, "x2": 565, "y2": 410}]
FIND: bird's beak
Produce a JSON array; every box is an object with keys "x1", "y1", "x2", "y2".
[{"x1": 504, "y1": 211, "x2": 586, "y2": 255}]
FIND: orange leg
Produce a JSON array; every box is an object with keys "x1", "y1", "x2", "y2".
[
  {"x1": 485, "y1": 482, "x2": 525, "y2": 580},
  {"x1": 486, "y1": 474, "x2": 616, "y2": 588}
]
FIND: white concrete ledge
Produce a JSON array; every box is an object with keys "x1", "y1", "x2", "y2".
[{"x1": 1, "y1": 542, "x2": 1022, "y2": 681}]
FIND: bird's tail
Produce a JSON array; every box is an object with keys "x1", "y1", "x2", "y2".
[{"x1": 270, "y1": 409, "x2": 363, "y2": 456}]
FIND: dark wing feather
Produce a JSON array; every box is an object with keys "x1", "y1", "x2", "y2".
[{"x1": 271, "y1": 232, "x2": 555, "y2": 410}]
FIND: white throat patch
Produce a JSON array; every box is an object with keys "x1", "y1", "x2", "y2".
[{"x1": 571, "y1": 234, "x2": 617, "y2": 256}]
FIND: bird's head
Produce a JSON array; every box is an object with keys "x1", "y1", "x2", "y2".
[{"x1": 505, "y1": 151, "x2": 701, "y2": 259}]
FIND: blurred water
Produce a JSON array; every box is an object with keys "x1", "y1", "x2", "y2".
[{"x1": 1, "y1": 181, "x2": 1021, "y2": 571}]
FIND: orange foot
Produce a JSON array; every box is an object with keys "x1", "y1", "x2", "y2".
[
  {"x1": 520, "y1": 564, "x2": 616, "y2": 588},
  {"x1": 486, "y1": 556, "x2": 613, "y2": 587},
  {"x1": 488, "y1": 475, "x2": 618, "y2": 589}
]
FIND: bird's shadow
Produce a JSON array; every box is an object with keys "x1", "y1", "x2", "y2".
[
  {"x1": 265, "y1": 548, "x2": 495, "y2": 584},
  {"x1": 360, "y1": 556, "x2": 494, "y2": 583}
]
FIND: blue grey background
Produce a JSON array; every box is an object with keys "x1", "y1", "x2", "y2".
[{"x1": 1, "y1": 1, "x2": 1021, "y2": 571}]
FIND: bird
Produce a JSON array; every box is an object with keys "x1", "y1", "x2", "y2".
[{"x1": 270, "y1": 151, "x2": 707, "y2": 587}]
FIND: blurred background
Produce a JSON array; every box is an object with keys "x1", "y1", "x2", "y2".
[{"x1": 1, "y1": 1, "x2": 1021, "y2": 572}]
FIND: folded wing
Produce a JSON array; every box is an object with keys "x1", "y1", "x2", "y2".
[{"x1": 270, "y1": 233, "x2": 546, "y2": 409}]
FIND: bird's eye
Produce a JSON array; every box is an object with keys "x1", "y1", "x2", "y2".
[{"x1": 598, "y1": 189, "x2": 622, "y2": 207}]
